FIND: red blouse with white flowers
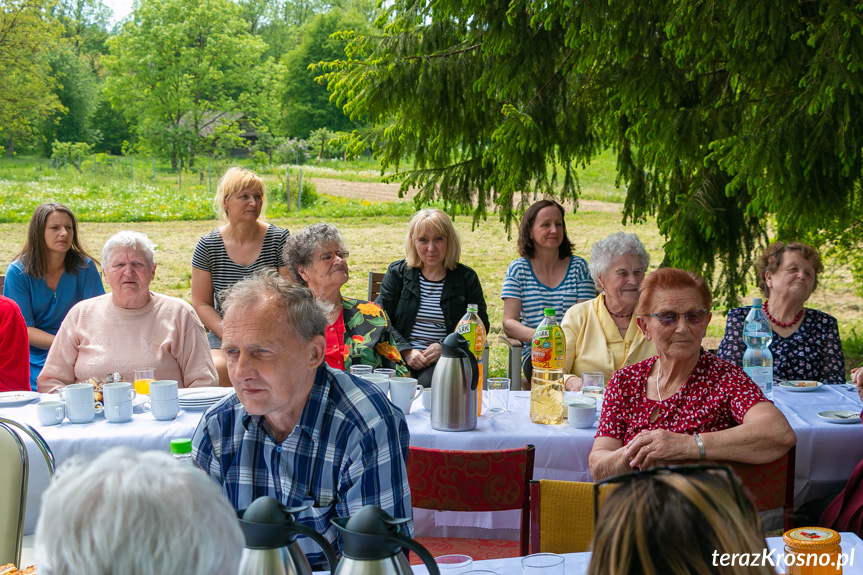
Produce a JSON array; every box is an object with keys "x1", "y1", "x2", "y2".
[{"x1": 596, "y1": 350, "x2": 768, "y2": 444}]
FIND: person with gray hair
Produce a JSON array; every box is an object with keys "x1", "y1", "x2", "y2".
[
  {"x1": 561, "y1": 231, "x2": 655, "y2": 390},
  {"x1": 192, "y1": 270, "x2": 413, "y2": 570},
  {"x1": 38, "y1": 230, "x2": 216, "y2": 392},
  {"x1": 35, "y1": 447, "x2": 243, "y2": 575},
  {"x1": 283, "y1": 223, "x2": 407, "y2": 375}
]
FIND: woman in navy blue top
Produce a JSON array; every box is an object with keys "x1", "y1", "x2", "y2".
[
  {"x1": 717, "y1": 241, "x2": 845, "y2": 384},
  {"x1": 3, "y1": 203, "x2": 104, "y2": 389}
]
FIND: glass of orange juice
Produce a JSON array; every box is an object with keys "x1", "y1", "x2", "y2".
[{"x1": 134, "y1": 367, "x2": 155, "y2": 395}]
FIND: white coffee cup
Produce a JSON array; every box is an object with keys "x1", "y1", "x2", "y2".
[
  {"x1": 144, "y1": 397, "x2": 179, "y2": 421},
  {"x1": 59, "y1": 382, "x2": 96, "y2": 404},
  {"x1": 105, "y1": 400, "x2": 134, "y2": 423},
  {"x1": 37, "y1": 401, "x2": 65, "y2": 426},
  {"x1": 103, "y1": 381, "x2": 136, "y2": 403},
  {"x1": 568, "y1": 399, "x2": 597, "y2": 429},
  {"x1": 389, "y1": 377, "x2": 422, "y2": 415},
  {"x1": 149, "y1": 380, "x2": 179, "y2": 400},
  {"x1": 360, "y1": 374, "x2": 390, "y2": 396},
  {"x1": 67, "y1": 400, "x2": 103, "y2": 424},
  {"x1": 421, "y1": 390, "x2": 432, "y2": 411}
]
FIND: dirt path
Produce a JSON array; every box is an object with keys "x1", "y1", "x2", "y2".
[{"x1": 310, "y1": 177, "x2": 622, "y2": 213}]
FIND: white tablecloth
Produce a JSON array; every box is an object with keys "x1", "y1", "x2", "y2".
[
  {"x1": 407, "y1": 532, "x2": 863, "y2": 575},
  {"x1": 3, "y1": 385, "x2": 862, "y2": 538}
]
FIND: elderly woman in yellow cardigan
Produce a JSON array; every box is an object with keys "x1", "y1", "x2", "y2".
[{"x1": 561, "y1": 232, "x2": 656, "y2": 391}]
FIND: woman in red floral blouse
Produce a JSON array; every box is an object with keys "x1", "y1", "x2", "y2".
[{"x1": 589, "y1": 268, "x2": 797, "y2": 480}]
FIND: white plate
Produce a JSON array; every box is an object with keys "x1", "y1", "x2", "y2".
[
  {"x1": 818, "y1": 410, "x2": 861, "y2": 424},
  {"x1": 778, "y1": 380, "x2": 824, "y2": 392},
  {"x1": 178, "y1": 388, "x2": 233, "y2": 400},
  {"x1": 0, "y1": 391, "x2": 40, "y2": 407},
  {"x1": 179, "y1": 402, "x2": 218, "y2": 412}
]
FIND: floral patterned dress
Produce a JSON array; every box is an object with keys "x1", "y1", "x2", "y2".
[
  {"x1": 341, "y1": 297, "x2": 408, "y2": 376},
  {"x1": 717, "y1": 307, "x2": 845, "y2": 385}
]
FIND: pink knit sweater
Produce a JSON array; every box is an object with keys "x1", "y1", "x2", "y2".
[{"x1": 38, "y1": 293, "x2": 217, "y2": 393}]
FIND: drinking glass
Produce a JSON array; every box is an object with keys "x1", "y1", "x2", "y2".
[
  {"x1": 485, "y1": 377, "x2": 510, "y2": 415},
  {"x1": 350, "y1": 365, "x2": 372, "y2": 376},
  {"x1": 521, "y1": 553, "x2": 564, "y2": 575},
  {"x1": 134, "y1": 367, "x2": 155, "y2": 395},
  {"x1": 435, "y1": 554, "x2": 473, "y2": 574},
  {"x1": 373, "y1": 368, "x2": 396, "y2": 379},
  {"x1": 582, "y1": 371, "x2": 605, "y2": 413}
]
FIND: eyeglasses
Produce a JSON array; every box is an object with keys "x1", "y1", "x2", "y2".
[
  {"x1": 313, "y1": 251, "x2": 349, "y2": 263},
  {"x1": 593, "y1": 464, "x2": 750, "y2": 525},
  {"x1": 648, "y1": 309, "x2": 710, "y2": 327}
]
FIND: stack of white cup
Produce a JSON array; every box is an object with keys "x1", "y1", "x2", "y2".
[
  {"x1": 103, "y1": 382, "x2": 137, "y2": 423},
  {"x1": 60, "y1": 383, "x2": 103, "y2": 424},
  {"x1": 145, "y1": 380, "x2": 180, "y2": 420}
]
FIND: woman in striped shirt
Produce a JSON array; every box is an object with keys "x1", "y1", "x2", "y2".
[
  {"x1": 191, "y1": 168, "x2": 290, "y2": 386},
  {"x1": 501, "y1": 200, "x2": 596, "y2": 382},
  {"x1": 378, "y1": 209, "x2": 489, "y2": 388}
]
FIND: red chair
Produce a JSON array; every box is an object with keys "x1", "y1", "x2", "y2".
[
  {"x1": 723, "y1": 446, "x2": 796, "y2": 531},
  {"x1": 406, "y1": 444, "x2": 536, "y2": 562}
]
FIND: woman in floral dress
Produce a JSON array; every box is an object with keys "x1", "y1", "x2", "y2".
[
  {"x1": 717, "y1": 241, "x2": 845, "y2": 384},
  {"x1": 282, "y1": 223, "x2": 406, "y2": 375}
]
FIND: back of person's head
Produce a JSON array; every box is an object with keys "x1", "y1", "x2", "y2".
[
  {"x1": 588, "y1": 467, "x2": 774, "y2": 575},
  {"x1": 35, "y1": 447, "x2": 244, "y2": 575}
]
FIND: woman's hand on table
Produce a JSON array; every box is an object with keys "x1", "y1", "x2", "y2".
[
  {"x1": 625, "y1": 429, "x2": 697, "y2": 471},
  {"x1": 564, "y1": 375, "x2": 583, "y2": 392}
]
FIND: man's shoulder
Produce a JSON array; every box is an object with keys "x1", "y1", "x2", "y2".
[{"x1": 199, "y1": 393, "x2": 246, "y2": 429}]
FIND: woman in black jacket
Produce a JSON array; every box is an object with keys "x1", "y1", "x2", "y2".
[{"x1": 377, "y1": 209, "x2": 489, "y2": 387}]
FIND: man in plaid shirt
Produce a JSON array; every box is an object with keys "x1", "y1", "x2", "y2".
[{"x1": 192, "y1": 272, "x2": 413, "y2": 569}]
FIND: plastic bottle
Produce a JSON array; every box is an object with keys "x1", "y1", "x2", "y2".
[
  {"x1": 170, "y1": 437, "x2": 194, "y2": 464},
  {"x1": 742, "y1": 297, "x2": 774, "y2": 400},
  {"x1": 531, "y1": 308, "x2": 565, "y2": 370},
  {"x1": 456, "y1": 303, "x2": 486, "y2": 416}
]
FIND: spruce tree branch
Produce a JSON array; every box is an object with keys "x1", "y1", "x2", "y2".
[{"x1": 407, "y1": 42, "x2": 483, "y2": 61}]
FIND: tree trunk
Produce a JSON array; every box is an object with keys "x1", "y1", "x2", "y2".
[{"x1": 6, "y1": 136, "x2": 13, "y2": 156}]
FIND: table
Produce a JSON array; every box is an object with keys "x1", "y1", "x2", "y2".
[
  {"x1": 3, "y1": 386, "x2": 862, "y2": 538},
  {"x1": 406, "y1": 532, "x2": 863, "y2": 575}
]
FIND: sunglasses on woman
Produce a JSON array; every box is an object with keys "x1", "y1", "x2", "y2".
[{"x1": 648, "y1": 309, "x2": 710, "y2": 327}]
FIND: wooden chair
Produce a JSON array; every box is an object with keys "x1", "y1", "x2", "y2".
[
  {"x1": 723, "y1": 446, "x2": 797, "y2": 531},
  {"x1": 529, "y1": 479, "x2": 614, "y2": 554},
  {"x1": 407, "y1": 444, "x2": 535, "y2": 562},
  {"x1": 367, "y1": 271, "x2": 385, "y2": 302},
  {"x1": 0, "y1": 275, "x2": 4, "y2": 293}
]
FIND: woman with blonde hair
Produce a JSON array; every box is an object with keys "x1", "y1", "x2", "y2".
[
  {"x1": 589, "y1": 466, "x2": 775, "y2": 575},
  {"x1": 191, "y1": 167, "x2": 289, "y2": 385},
  {"x1": 377, "y1": 209, "x2": 488, "y2": 387}
]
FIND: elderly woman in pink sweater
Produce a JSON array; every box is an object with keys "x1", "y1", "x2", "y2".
[{"x1": 38, "y1": 231, "x2": 216, "y2": 393}]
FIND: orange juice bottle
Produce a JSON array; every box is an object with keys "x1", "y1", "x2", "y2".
[
  {"x1": 456, "y1": 304, "x2": 486, "y2": 416},
  {"x1": 531, "y1": 308, "x2": 565, "y2": 370}
]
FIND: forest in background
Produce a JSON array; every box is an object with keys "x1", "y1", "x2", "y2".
[{"x1": 1, "y1": 0, "x2": 371, "y2": 166}]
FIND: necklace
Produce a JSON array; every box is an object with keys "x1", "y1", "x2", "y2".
[
  {"x1": 764, "y1": 300, "x2": 804, "y2": 328},
  {"x1": 604, "y1": 299, "x2": 633, "y2": 319}
]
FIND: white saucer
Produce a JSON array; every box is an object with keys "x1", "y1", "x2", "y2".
[
  {"x1": 818, "y1": 410, "x2": 861, "y2": 424},
  {"x1": 778, "y1": 381, "x2": 824, "y2": 392},
  {"x1": 0, "y1": 391, "x2": 40, "y2": 407}
]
